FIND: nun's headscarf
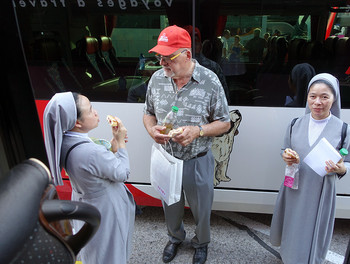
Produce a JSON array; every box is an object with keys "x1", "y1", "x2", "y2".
[
  {"x1": 43, "y1": 92, "x2": 77, "y2": 185},
  {"x1": 305, "y1": 73, "x2": 341, "y2": 118}
]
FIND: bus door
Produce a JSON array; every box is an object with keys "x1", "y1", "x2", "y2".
[{"x1": 0, "y1": 1, "x2": 47, "y2": 179}]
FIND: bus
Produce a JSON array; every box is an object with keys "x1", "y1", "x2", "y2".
[{"x1": 3, "y1": 0, "x2": 350, "y2": 218}]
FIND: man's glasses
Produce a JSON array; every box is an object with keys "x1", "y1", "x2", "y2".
[{"x1": 155, "y1": 50, "x2": 187, "y2": 63}]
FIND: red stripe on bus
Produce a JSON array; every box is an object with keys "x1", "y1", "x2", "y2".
[
  {"x1": 325, "y1": 8, "x2": 338, "y2": 40},
  {"x1": 126, "y1": 184, "x2": 162, "y2": 207}
]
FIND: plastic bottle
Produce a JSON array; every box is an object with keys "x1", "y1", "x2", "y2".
[
  {"x1": 161, "y1": 106, "x2": 179, "y2": 135},
  {"x1": 340, "y1": 148, "x2": 348, "y2": 160},
  {"x1": 284, "y1": 163, "x2": 299, "y2": 190}
]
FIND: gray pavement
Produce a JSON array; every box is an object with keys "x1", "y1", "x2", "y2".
[{"x1": 129, "y1": 206, "x2": 350, "y2": 264}]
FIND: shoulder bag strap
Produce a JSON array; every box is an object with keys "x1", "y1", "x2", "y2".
[
  {"x1": 338, "y1": 122, "x2": 348, "y2": 179},
  {"x1": 340, "y1": 122, "x2": 348, "y2": 149},
  {"x1": 289, "y1": 117, "x2": 298, "y2": 140},
  {"x1": 64, "y1": 141, "x2": 90, "y2": 169}
]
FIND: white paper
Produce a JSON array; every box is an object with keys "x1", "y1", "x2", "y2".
[{"x1": 303, "y1": 137, "x2": 342, "y2": 177}]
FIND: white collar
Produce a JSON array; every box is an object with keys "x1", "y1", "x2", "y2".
[
  {"x1": 65, "y1": 131, "x2": 90, "y2": 139},
  {"x1": 310, "y1": 113, "x2": 332, "y2": 124}
]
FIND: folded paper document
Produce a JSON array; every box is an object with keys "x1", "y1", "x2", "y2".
[{"x1": 303, "y1": 137, "x2": 342, "y2": 177}]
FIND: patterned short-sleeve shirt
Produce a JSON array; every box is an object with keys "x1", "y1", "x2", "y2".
[{"x1": 144, "y1": 60, "x2": 230, "y2": 160}]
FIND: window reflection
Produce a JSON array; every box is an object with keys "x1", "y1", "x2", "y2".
[{"x1": 14, "y1": 1, "x2": 350, "y2": 107}]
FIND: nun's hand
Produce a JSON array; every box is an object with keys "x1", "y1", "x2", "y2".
[
  {"x1": 325, "y1": 159, "x2": 346, "y2": 175},
  {"x1": 111, "y1": 118, "x2": 127, "y2": 152},
  {"x1": 111, "y1": 118, "x2": 127, "y2": 141},
  {"x1": 282, "y1": 148, "x2": 300, "y2": 166}
]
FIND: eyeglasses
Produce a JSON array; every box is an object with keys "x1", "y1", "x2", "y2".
[{"x1": 155, "y1": 50, "x2": 187, "y2": 63}]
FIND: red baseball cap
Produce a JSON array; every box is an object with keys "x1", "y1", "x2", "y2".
[{"x1": 149, "y1": 25, "x2": 191, "y2": 56}]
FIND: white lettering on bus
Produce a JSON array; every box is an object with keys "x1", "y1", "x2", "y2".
[
  {"x1": 30, "y1": 0, "x2": 38, "y2": 7},
  {"x1": 49, "y1": 0, "x2": 65, "y2": 7},
  {"x1": 106, "y1": 0, "x2": 115, "y2": 7},
  {"x1": 14, "y1": 0, "x2": 66, "y2": 7},
  {"x1": 40, "y1": 0, "x2": 48, "y2": 7},
  {"x1": 164, "y1": 0, "x2": 172, "y2": 6},
  {"x1": 40, "y1": 0, "x2": 48, "y2": 6},
  {"x1": 130, "y1": 0, "x2": 138, "y2": 7},
  {"x1": 154, "y1": 0, "x2": 162, "y2": 7},
  {"x1": 77, "y1": 0, "x2": 85, "y2": 7},
  {"x1": 118, "y1": 0, "x2": 126, "y2": 9},
  {"x1": 141, "y1": 0, "x2": 149, "y2": 10},
  {"x1": 13, "y1": 0, "x2": 172, "y2": 8},
  {"x1": 29, "y1": 0, "x2": 36, "y2": 6},
  {"x1": 15, "y1": 0, "x2": 25, "y2": 7}
]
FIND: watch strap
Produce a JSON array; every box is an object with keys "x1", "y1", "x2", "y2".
[{"x1": 198, "y1": 125, "x2": 204, "y2": 137}]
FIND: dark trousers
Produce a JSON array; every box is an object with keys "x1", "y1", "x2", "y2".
[{"x1": 162, "y1": 150, "x2": 214, "y2": 248}]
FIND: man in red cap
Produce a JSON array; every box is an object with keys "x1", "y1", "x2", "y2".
[{"x1": 143, "y1": 25, "x2": 231, "y2": 264}]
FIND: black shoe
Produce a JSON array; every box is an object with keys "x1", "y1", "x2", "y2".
[
  {"x1": 162, "y1": 241, "x2": 181, "y2": 263},
  {"x1": 193, "y1": 245, "x2": 208, "y2": 264}
]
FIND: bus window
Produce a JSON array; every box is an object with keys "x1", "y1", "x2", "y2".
[
  {"x1": 218, "y1": 14, "x2": 312, "y2": 106},
  {"x1": 331, "y1": 12, "x2": 350, "y2": 38},
  {"x1": 326, "y1": 11, "x2": 350, "y2": 106},
  {"x1": 14, "y1": 4, "x2": 170, "y2": 103},
  {"x1": 111, "y1": 14, "x2": 169, "y2": 58},
  {"x1": 14, "y1": 0, "x2": 349, "y2": 107}
]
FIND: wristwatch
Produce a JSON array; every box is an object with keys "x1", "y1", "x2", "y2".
[{"x1": 198, "y1": 125, "x2": 204, "y2": 137}]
